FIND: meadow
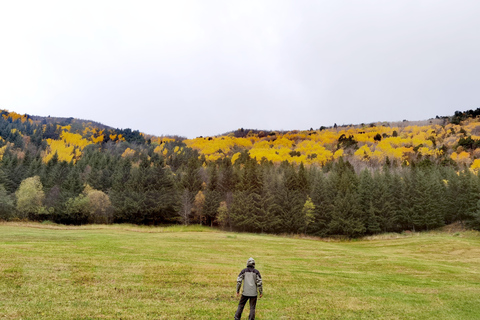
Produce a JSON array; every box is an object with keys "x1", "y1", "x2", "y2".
[{"x1": 1, "y1": 222, "x2": 480, "y2": 319}]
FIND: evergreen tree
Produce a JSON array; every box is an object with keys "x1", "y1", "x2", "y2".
[
  {"x1": 328, "y1": 190, "x2": 365, "y2": 237},
  {"x1": 203, "y1": 165, "x2": 221, "y2": 226},
  {"x1": 310, "y1": 171, "x2": 332, "y2": 236},
  {"x1": 142, "y1": 161, "x2": 179, "y2": 224},
  {"x1": 0, "y1": 184, "x2": 14, "y2": 220},
  {"x1": 447, "y1": 169, "x2": 479, "y2": 227},
  {"x1": 230, "y1": 158, "x2": 265, "y2": 232},
  {"x1": 358, "y1": 168, "x2": 375, "y2": 226},
  {"x1": 467, "y1": 199, "x2": 480, "y2": 230},
  {"x1": 379, "y1": 167, "x2": 401, "y2": 232},
  {"x1": 230, "y1": 190, "x2": 250, "y2": 231},
  {"x1": 326, "y1": 158, "x2": 365, "y2": 237},
  {"x1": 182, "y1": 157, "x2": 203, "y2": 193},
  {"x1": 219, "y1": 157, "x2": 237, "y2": 194},
  {"x1": 399, "y1": 168, "x2": 419, "y2": 231},
  {"x1": 297, "y1": 162, "x2": 309, "y2": 195}
]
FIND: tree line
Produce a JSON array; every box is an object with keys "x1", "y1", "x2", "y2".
[{"x1": 1, "y1": 141, "x2": 480, "y2": 237}]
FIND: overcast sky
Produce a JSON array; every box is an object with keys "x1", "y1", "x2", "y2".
[{"x1": 0, "y1": 1, "x2": 479, "y2": 138}]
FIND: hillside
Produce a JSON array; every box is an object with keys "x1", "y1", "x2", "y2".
[
  {"x1": 3, "y1": 109, "x2": 480, "y2": 170},
  {"x1": 1, "y1": 108, "x2": 480, "y2": 237}
]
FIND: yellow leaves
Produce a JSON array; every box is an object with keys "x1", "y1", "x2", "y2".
[
  {"x1": 59, "y1": 125, "x2": 71, "y2": 132},
  {"x1": 153, "y1": 145, "x2": 173, "y2": 158},
  {"x1": 463, "y1": 121, "x2": 480, "y2": 135},
  {"x1": 249, "y1": 147, "x2": 291, "y2": 163},
  {"x1": 122, "y1": 148, "x2": 136, "y2": 158},
  {"x1": 271, "y1": 137, "x2": 294, "y2": 149},
  {"x1": 82, "y1": 127, "x2": 93, "y2": 136},
  {"x1": 0, "y1": 144, "x2": 9, "y2": 160},
  {"x1": 354, "y1": 133, "x2": 374, "y2": 143},
  {"x1": 355, "y1": 145, "x2": 372, "y2": 161},
  {"x1": 470, "y1": 159, "x2": 480, "y2": 173},
  {"x1": 149, "y1": 137, "x2": 175, "y2": 145},
  {"x1": 10, "y1": 128, "x2": 22, "y2": 136},
  {"x1": 44, "y1": 139, "x2": 77, "y2": 163},
  {"x1": 185, "y1": 136, "x2": 253, "y2": 160},
  {"x1": 42, "y1": 131, "x2": 91, "y2": 163},
  {"x1": 91, "y1": 129, "x2": 104, "y2": 143},
  {"x1": 294, "y1": 140, "x2": 334, "y2": 165},
  {"x1": 383, "y1": 136, "x2": 405, "y2": 148},
  {"x1": 2, "y1": 111, "x2": 28, "y2": 123},
  {"x1": 333, "y1": 149, "x2": 343, "y2": 160},
  {"x1": 353, "y1": 140, "x2": 414, "y2": 164},
  {"x1": 90, "y1": 134, "x2": 104, "y2": 144},
  {"x1": 310, "y1": 130, "x2": 337, "y2": 144},
  {"x1": 451, "y1": 151, "x2": 469, "y2": 161},
  {"x1": 178, "y1": 117, "x2": 480, "y2": 166},
  {"x1": 417, "y1": 147, "x2": 435, "y2": 156},
  {"x1": 205, "y1": 153, "x2": 223, "y2": 162},
  {"x1": 231, "y1": 152, "x2": 241, "y2": 164},
  {"x1": 61, "y1": 131, "x2": 91, "y2": 149},
  {"x1": 451, "y1": 151, "x2": 471, "y2": 166}
]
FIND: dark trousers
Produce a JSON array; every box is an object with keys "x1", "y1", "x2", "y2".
[{"x1": 235, "y1": 295, "x2": 257, "y2": 320}]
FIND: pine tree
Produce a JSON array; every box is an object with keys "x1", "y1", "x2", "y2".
[
  {"x1": 0, "y1": 184, "x2": 14, "y2": 220},
  {"x1": 326, "y1": 158, "x2": 365, "y2": 237},
  {"x1": 358, "y1": 168, "x2": 375, "y2": 225},
  {"x1": 143, "y1": 162, "x2": 179, "y2": 224},
  {"x1": 310, "y1": 171, "x2": 332, "y2": 236},
  {"x1": 181, "y1": 157, "x2": 203, "y2": 193},
  {"x1": 328, "y1": 190, "x2": 365, "y2": 237},
  {"x1": 230, "y1": 190, "x2": 249, "y2": 231},
  {"x1": 377, "y1": 167, "x2": 400, "y2": 232},
  {"x1": 297, "y1": 162, "x2": 309, "y2": 196},
  {"x1": 366, "y1": 202, "x2": 381, "y2": 234},
  {"x1": 219, "y1": 157, "x2": 236, "y2": 194},
  {"x1": 203, "y1": 165, "x2": 221, "y2": 226}
]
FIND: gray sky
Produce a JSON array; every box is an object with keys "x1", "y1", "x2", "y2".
[{"x1": 1, "y1": 1, "x2": 479, "y2": 138}]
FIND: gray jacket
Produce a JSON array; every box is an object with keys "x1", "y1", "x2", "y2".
[{"x1": 236, "y1": 258, "x2": 263, "y2": 297}]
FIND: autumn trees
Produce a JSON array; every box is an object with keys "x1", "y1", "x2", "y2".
[{"x1": 5, "y1": 108, "x2": 480, "y2": 237}]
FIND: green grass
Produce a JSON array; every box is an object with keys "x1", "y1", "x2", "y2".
[{"x1": 1, "y1": 222, "x2": 480, "y2": 319}]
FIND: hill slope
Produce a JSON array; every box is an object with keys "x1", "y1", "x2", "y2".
[
  {"x1": 1, "y1": 108, "x2": 480, "y2": 237},
  {"x1": 3, "y1": 108, "x2": 480, "y2": 170}
]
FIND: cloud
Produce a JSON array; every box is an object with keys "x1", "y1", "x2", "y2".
[{"x1": 0, "y1": 1, "x2": 479, "y2": 137}]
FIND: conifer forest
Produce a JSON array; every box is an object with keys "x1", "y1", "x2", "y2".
[{"x1": 1, "y1": 109, "x2": 480, "y2": 237}]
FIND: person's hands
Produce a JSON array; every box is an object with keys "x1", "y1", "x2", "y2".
[
  {"x1": 260, "y1": 294, "x2": 263, "y2": 298},
  {"x1": 236, "y1": 293, "x2": 239, "y2": 298}
]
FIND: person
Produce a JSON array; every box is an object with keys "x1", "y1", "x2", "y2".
[{"x1": 235, "y1": 257, "x2": 263, "y2": 320}]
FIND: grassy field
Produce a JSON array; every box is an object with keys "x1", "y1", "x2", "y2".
[{"x1": 1, "y1": 223, "x2": 480, "y2": 319}]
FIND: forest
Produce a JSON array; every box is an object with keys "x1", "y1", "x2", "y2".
[{"x1": 1, "y1": 109, "x2": 480, "y2": 237}]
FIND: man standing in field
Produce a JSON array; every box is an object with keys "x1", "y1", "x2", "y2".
[{"x1": 235, "y1": 257, "x2": 263, "y2": 320}]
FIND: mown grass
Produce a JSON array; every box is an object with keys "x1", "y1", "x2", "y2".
[{"x1": 1, "y1": 222, "x2": 480, "y2": 319}]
